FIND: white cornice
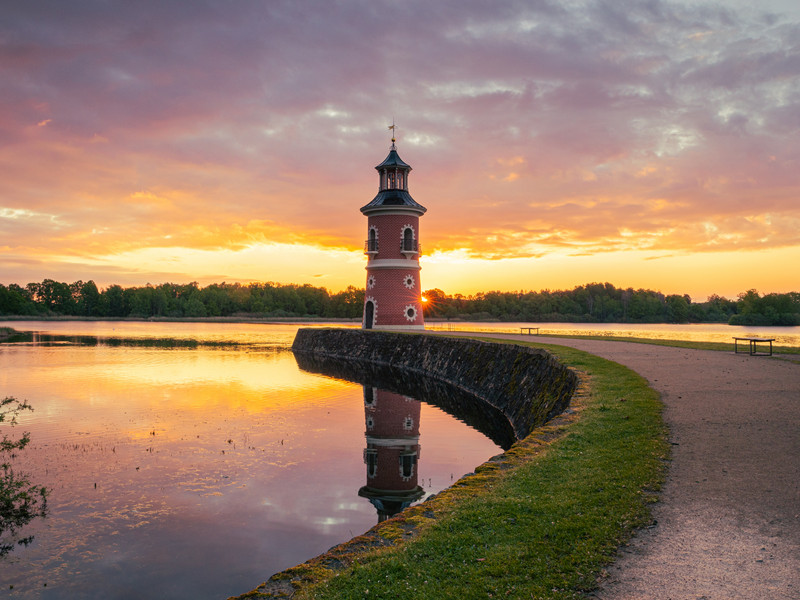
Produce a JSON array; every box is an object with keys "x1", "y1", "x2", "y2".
[
  {"x1": 366, "y1": 259, "x2": 421, "y2": 270},
  {"x1": 365, "y1": 436, "x2": 421, "y2": 446},
  {"x1": 362, "y1": 207, "x2": 425, "y2": 217}
]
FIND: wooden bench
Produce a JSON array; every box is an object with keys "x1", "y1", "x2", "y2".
[
  {"x1": 520, "y1": 327, "x2": 540, "y2": 335},
  {"x1": 733, "y1": 336, "x2": 775, "y2": 356}
]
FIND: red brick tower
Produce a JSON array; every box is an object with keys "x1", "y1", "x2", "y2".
[
  {"x1": 359, "y1": 387, "x2": 424, "y2": 522},
  {"x1": 361, "y1": 132, "x2": 427, "y2": 330}
]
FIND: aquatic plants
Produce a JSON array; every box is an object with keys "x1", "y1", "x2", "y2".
[{"x1": 0, "y1": 396, "x2": 48, "y2": 557}]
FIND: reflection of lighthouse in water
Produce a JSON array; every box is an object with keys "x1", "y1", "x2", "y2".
[{"x1": 359, "y1": 386, "x2": 425, "y2": 522}]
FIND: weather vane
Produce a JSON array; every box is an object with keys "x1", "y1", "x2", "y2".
[{"x1": 388, "y1": 120, "x2": 397, "y2": 149}]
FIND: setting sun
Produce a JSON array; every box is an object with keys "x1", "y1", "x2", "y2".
[{"x1": 2, "y1": 2, "x2": 799, "y2": 302}]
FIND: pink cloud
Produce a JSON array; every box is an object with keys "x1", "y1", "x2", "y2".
[{"x1": 0, "y1": 0, "x2": 798, "y2": 292}]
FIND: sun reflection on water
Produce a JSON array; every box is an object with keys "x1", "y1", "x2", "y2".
[{"x1": 0, "y1": 322, "x2": 501, "y2": 599}]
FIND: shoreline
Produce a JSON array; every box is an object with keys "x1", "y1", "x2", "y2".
[
  {"x1": 232, "y1": 334, "x2": 667, "y2": 599},
  {"x1": 3, "y1": 319, "x2": 799, "y2": 354},
  {"x1": 0, "y1": 315, "x2": 361, "y2": 324},
  {"x1": 0, "y1": 314, "x2": 789, "y2": 328},
  {"x1": 239, "y1": 333, "x2": 799, "y2": 599}
]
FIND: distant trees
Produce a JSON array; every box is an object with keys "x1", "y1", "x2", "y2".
[
  {"x1": 1, "y1": 279, "x2": 797, "y2": 325},
  {"x1": 421, "y1": 283, "x2": 798, "y2": 326},
  {"x1": 0, "y1": 280, "x2": 364, "y2": 320},
  {"x1": 728, "y1": 289, "x2": 800, "y2": 326}
]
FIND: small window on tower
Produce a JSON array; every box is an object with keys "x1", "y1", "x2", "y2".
[
  {"x1": 364, "y1": 386, "x2": 376, "y2": 406},
  {"x1": 366, "y1": 227, "x2": 378, "y2": 253},
  {"x1": 365, "y1": 449, "x2": 378, "y2": 478},
  {"x1": 403, "y1": 227, "x2": 413, "y2": 246},
  {"x1": 399, "y1": 452, "x2": 416, "y2": 479}
]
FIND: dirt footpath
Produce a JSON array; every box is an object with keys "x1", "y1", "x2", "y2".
[{"x1": 459, "y1": 334, "x2": 800, "y2": 600}]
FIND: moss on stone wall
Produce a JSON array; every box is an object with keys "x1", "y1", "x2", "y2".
[
  {"x1": 230, "y1": 329, "x2": 580, "y2": 599},
  {"x1": 291, "y1": 328, "x2": 578, "y2": 440}
]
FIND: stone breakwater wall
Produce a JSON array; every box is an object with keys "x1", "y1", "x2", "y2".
[
  {"x1": 231, "y1": 329, "x2": 581, "y2": 598},
  {"x1": 291, "y1": 328, "x2": 578, "y2": 440}
]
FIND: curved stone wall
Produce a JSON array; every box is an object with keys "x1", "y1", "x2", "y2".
[
  {"x1": 294, "y1": 351, "x2": 518, "y2": 450},
  {"x1": 291, "y1": 328, "x2": 578, "y2": 441},
  {"x1": 233, "y1": 329, "x2": 580, "y2": 598}
]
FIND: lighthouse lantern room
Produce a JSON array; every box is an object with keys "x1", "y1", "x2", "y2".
[{"x1": 361, "y1": 131, "x2": 426, "y2": 330}]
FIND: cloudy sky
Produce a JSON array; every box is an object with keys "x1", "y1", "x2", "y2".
[{"x1": 2, "y1": 0, "x2": 799, "y2": 300}]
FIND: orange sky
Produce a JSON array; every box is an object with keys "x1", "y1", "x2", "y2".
[{"x1": 2, "y1": 1, "x2": 799, "y2": 301}]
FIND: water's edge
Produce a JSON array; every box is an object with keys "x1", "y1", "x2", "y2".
[{"x1": 229, "y1": 328, "x2": 579, "y2": 599}]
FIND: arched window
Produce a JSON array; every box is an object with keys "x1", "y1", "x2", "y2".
[
  {"x1": 365, "y1": 449, "x2": 378, "y2": 478},
  {"x1": 364, "y1": 386, "x2": 376, "y2": 406},
  {"x1": 399, "y1": 452, "x2": 417, "y2": 479},
  {"x1": 364, "y1": 300, "x2": 375, "y2": 329},
  {"x1": 402, "y1": 227, "x2": 414, "y2": 252},
  {"x1": 366, "y1": 227, "x2": 378, "y2": 253}
]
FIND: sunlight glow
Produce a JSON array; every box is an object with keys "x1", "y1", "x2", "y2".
[
  {"x1": 69, "y1": 242, "x2": 365, "y2": 290},
  {"x1": 3, "y1": 1, "x2": 799, "y2": 301}
]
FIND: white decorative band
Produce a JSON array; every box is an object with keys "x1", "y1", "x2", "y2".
[
  {"x1": 366, "y1": 260, "x2": 421, "y2": 270},
  {"x1": 370, "y1": 324, "x2": 425, "y2": 330},
  {"x1": 365, "y1": 437, "x2": 421, "y2": 446}
]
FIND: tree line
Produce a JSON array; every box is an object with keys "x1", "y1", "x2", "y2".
[
  {"x1": 0, "y1": 279, "x2": 798, "y2": 325},
  {"x1": 0, "y1": 280, "x2": 364, "y2": 320},
  {"x1": 422, "y1": 283, "x2": 799, "y2": 325}
]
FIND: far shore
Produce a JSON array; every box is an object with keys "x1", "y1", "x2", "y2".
[
  {"x1": 0, "y1": 314, "x2": 759, "y2": 326},
  {"x1": 0, "y1": 315, "x2": 361, "y2": 324}
]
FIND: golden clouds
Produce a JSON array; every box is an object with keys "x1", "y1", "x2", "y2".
[{"x1": 1, "y1": 1, "x2": 798, "y2": 299}]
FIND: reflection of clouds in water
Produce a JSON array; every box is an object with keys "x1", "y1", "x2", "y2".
[{"x1": 0, "y1": 324, "x2": 501, "y2": 598}]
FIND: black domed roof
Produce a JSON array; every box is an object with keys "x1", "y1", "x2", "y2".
[
  {"x1": 361, "y1": 145, "x2": 426, "y2": 215},
  {"x1": 360, "y1": 189, "x2": 426, "y2": 214},
  {"x1": 375, "y1": 149, "x2": 411, "y2": 170}
]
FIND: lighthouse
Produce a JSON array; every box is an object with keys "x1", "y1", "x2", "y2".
[
  {"x1": 359, "y1": 386, "x2": 424, "y2": 522},
  {"x1": 361, "y1": 130, "x2": 427, "y2": 330}
]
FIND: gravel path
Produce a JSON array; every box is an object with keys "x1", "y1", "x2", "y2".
[{"x1": 447, "y1": 333, "x2": 800, "y2": 600}]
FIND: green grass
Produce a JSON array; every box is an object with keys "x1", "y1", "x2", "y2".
[{"x1": 279, "y1": 340, "x2": 668, "y2": 600}]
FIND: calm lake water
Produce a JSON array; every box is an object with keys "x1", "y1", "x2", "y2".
[
  {"x1": 0, "y1": 321, "x2": 502, "y2": 599},
  {"x1": 427, "y1": 321, "x2": 800, "y2": 347},
  {"x1": 2, "y1": 319, "x2": 797, "y2": 599}
]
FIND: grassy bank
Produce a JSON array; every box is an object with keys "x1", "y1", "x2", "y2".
[{"x1": 238, "y1": 339, "x2": 668, "y2": 599}]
